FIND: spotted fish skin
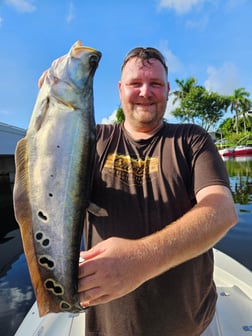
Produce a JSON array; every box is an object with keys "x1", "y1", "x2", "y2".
[{"x1": 13, "y1": 41, "x2": 101, "y2": 317}]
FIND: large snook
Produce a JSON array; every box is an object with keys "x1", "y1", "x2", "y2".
[{"x1": 13, "y1": 41, "x2": 101, "y2": 317}]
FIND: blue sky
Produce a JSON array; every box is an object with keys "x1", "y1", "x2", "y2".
[{"x1": 0, "y1": 0, "x2": 251, "y2": 129}]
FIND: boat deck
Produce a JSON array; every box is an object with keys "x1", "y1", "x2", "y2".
[
  {"x1": 213, "y1": 249, "x2": 252, "y2": 335},
  {"x1": 15, "y1": 249, "x2": 252, "y2": 336}
]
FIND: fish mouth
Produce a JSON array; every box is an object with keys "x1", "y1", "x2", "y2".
[
  {"x1": 88, "y1": 52, "x2": 102, "y2": 76},
  {"x1": 89, "y1": 52, "x2": 101, "y2": 69},
  {"x1": 71, "y1": 41, "x2": 102, "y2": 70}
]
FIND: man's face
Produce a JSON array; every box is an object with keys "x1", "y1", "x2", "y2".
[{"x1": 118, "y1": 57, "x2": 170, "y2": 128}]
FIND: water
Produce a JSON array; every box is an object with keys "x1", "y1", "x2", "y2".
[
  {"x1": 215, "y1": 156, "x2": 252, "y2": 270},
  {"x1": 0, "y1": 156, "x2": 251, "y2": 336}
]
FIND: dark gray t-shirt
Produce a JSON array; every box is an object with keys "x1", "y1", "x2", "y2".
[{"x1": 85, "y1": 122, "x2": 230, "y2": 336}]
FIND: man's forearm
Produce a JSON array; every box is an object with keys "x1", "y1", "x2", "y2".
[{"x1": 139, "y1": 187, "x2": 237, "y2": 281}]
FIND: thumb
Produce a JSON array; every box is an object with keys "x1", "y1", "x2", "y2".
[
  {"x1": 80, "y1": 244, "x2": 106, "y2": 261},
  {"x1": 38, "y1": 70, "x2": 48, "y2": 88}
]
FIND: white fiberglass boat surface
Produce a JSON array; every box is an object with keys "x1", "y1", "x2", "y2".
[{"x1": 15, "y1": 249, "x2": 252, "y2": 336}]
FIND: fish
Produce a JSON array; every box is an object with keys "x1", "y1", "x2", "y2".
[{"x1": 13, "y1": 41, "x2": 102, "y2": 317}]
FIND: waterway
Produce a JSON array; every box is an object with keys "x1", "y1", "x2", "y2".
[{"x1": 0, "y1": 156, "x2": 251, "y2": 336}]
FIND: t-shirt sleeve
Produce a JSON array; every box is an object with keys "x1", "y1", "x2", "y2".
[{"x1": 187, "y1": 125, "x2": 230, "y2": 194}]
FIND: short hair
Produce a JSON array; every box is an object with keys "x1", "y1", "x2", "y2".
[{"x1": 121, "y1": 47, "x2": 168, "y2": 75}]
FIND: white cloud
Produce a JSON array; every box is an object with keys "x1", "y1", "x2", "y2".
[
  {"x1": 4, "y1": 0, "x2": 36, "y2": 13},
  {"x1": 164, "y1": 92, "x2": 179, "y2": 121},
  {"x1": 225, "y1": 0, "x2": 247, "y2": 10},
  {"x1": 66, "y1": 1, "x2": 75, "y2": 24},
  {"x1": 158, "y1": 0, "x2": 249, "y2": 14},
  {"x1": 204, "y1": 62, "x2": 240, "y2": 95},
  {"x1": 0, "y1": 283, "x2": 34, "y2": 313},
  {"x1": 186, "y1": 15, "x2": 209, "y2": 30},
  {"x1": 101, "y1": 110, "x2": 117, "y2": 124},
  {"x1": 159, "y1": 41, "x2": 183, "y2": 74},
  {"x1": 163, "y1": 49, "x2": 183, "y2": 74},
  {"x1": 0, "y1": 17, "x2": 3, "y2": 28},
  {"x1": 158, "y1": 0, "x2": 205, "y2": 14}
]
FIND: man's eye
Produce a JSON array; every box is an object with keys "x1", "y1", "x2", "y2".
[
  {"x1": 129, "y1": 82, "x2": 141, "y2": 87},
  {"x1": 151, "y1": 82, "x2": 162, "y2": 87}
]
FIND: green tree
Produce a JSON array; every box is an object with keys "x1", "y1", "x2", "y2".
[
  {"x1": 172, "y1": 85, "x2": 229, "y2": 131},
  {"x1": 218, "y1": 117, "x2": 235, "y2": 136},
  {"x1": 115, "y1": 106, "x2": 125, "y2": 123},
  {"x1": 229, "y1": 88, "x2": 250, "y2": 134},
  {"x1": 172, "y1": 77, "x2": 197, "y2": 102},
  {"x1": 239, "y1": 98, "x2": 251, "y2": 132},
  {"x1": 172, "y1": 77, "x2": 197, "y2": 123},
  {"x1": 199, "y1": 90, "x2": 230, "y2": 131}
]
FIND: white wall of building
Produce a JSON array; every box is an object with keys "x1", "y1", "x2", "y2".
[{"x1": 0, "y1": 123, "x2": 26, "y2": 155}]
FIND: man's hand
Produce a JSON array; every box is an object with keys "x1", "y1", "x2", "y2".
[
  {"x1": 38, "y1": 56, "x2": 65, "y2": 88},
  {"x1": 78, "y1": 237, "x2": 150, "y2": 307}
]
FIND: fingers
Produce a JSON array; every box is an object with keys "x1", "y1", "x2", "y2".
[
  {"x1": 78, "y1": 270, "x2": 105, "y2": 307},
  {"x1": 79, "y1": 286, "x2": 100, "y2": 307},
  {"x1": 51, "y1": 55, "x2": 65, "y2": 68},
  {"x1": 38, "y1": 70, "x2": 48, "y2": 88},
  {"x1": 80, "y1": 293, "x2": 110, "y2": 307},
  {"x1": 78, "y1": 265, "x2": 96, "y2": 287},
  {"x1": 77, "y1": 238, "x2": 140, "y2": 307},
  {"x1": 79, "y1": 278, "x2": 111, "y2": 307},
  {"x1": 78, "y1": 251, "x2": 108, "y2": 307},
  {"x1": 37, "y1": 55, "x2": 66, "y2": 88},
  {"x1": 80, "y1": 244, "x2": 106, "y2": 262}
]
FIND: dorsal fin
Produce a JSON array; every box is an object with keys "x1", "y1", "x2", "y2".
[{"x1": 13, "y1": 138, "x2": 52, "y2": 315}]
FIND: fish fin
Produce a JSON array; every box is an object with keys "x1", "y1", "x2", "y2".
[
  {"x1": 13, "y1": 138, "x2": 31, "y2": 231},
  {"x1": 13, "y1": 138, "x2": 51, "y2": 316},
  {"x1": 87, "y1": 202, "x2": 108, "y2": 217}
]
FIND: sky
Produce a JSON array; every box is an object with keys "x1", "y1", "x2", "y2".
[{"x1": 0, "y1": 0, "x2": 251, "y2": 130}]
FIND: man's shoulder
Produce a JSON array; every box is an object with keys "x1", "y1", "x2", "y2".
[
  {"x1": 163, "y1": 123, "x2": 208, "y2": 145},
  {"x1": 96, "y1": 123, "x2": 117, "y2": 131},
  {"x1": 96, "y1": 123, "x2": 121, "y2": 140},
  {"x1": 165, "y1": 122, "x2": 206, "y2": 135}
]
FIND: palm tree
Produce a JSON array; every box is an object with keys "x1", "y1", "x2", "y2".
[
  {"x1": 240, "y1": 98, "x2": 251, "y2": 132},
  {"x1": 171, "y1": 77, "x2": 197, "y2": 123},
  {"x1": 229, "y1": 88, "x2": 250, "y2": 133},
  {"x1": 172, "y1": 77, "x2": 197, "y2": 103}
]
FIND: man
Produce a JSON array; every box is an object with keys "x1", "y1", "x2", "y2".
[{"x1": 40, "y1": 47, "x2": 237, "y2": 335}]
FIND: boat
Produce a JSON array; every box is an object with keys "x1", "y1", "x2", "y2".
[
  {"x1": 14, "y1": 249, "x2": 252, "y2": 336},
  {"x1": 219, "y1": 145, "x2": 252, "y2": 157}
]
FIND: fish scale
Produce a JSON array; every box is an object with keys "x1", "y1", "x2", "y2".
[{"x1": 13, "y1": 41, "x2": 102, "y2": 317}]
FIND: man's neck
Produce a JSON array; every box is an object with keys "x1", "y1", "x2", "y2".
[{"x1": 123, "y1": 121, "x2": 164, "y2": 140}]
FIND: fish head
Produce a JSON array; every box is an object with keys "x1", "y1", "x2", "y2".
[
  {"x1": 47, "y1": 41, "x2": 102, "y2": 92},
  {"x1": 68, "y1": 40, "x2": 102, "y2": 89},
  {"x1": 71, "y1": 40, "x2": 102, "y2": 69}
]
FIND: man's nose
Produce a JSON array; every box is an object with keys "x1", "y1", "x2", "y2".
[{"x1": 139, "y1": 84, "x2": 152, "y2": 97}]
